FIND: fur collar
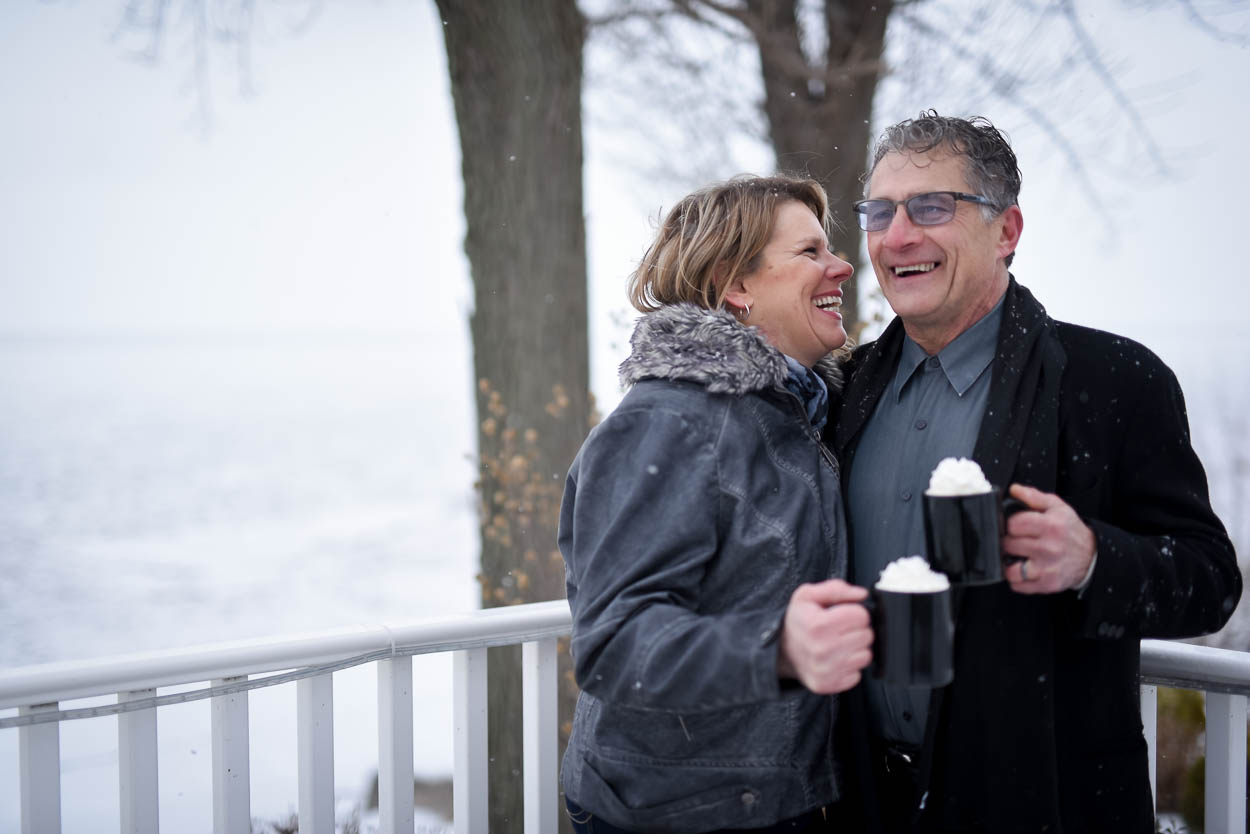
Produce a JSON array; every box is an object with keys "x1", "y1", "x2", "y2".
[{"x1": 618, "y1": 302, "x2": 845, "y2": 396}]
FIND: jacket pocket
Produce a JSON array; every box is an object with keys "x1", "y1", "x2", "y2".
[
  {"x1": 592, "y1": 702, "x2": 794, "y2": 765},
  {"x1": 577, "y1": 752, "x2": 769, "y2": 833}
]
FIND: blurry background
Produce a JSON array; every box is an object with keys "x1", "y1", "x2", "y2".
[{"x1": 1, "y1": 0, "x2": 1247, "y2": 831}]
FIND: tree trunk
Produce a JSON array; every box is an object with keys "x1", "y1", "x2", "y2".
[
  {"x1": 435, "y1": 1, "x2": 589, "y2": 829},
  {"x1": 747, "y1": 0, "x2": 894, "y2": 339}
]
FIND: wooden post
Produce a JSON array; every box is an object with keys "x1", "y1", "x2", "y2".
[
  {"x1": 1205, "y1": 692, "x2": 1247, "y2": 834},
  {"x1": 211, "y1": 677, "x2": 250, "y2": 834},
  {"x1": 19, "y1": 702, "x2": 60, "y2": 834},
  {"x1": 454, "y1": 648, "x2": 489, "y2": 834},
  {"x1": 297, "y1": 674, "x2": 335, "y2": 834},
  {"x1": 523, "y1": 639, "x2": 559, "y2": 833},
  {"x1": 119, "y1": 689, "x2": 159, "y2": 834},
  {"x1": 378, "y1": 658, "x2": 414, "y2": 834}
]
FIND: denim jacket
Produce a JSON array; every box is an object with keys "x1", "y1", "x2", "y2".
[{"x1": 559, "y1": 303, "x2": 849, "y2": 832}]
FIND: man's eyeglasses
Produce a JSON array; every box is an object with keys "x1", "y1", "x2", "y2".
[{"x1": 852, "y1": 191, "x2": 998, "y2": 232}]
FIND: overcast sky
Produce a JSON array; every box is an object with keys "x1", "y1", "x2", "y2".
[{"x1": 2, "y1": 0, "x2": 1248, "y2": 414}]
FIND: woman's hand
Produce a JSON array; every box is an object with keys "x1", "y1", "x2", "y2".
[{"x1": 777, "y1": 579, "x2": 873, "y2": 694}]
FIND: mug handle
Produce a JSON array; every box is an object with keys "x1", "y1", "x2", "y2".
[
  {"x1": 1002, "y1": 496, "x2": 1028, "y2": 564},
  {"x1": 1002, "y1": 496, "x2": 1028, "y2": 517}
]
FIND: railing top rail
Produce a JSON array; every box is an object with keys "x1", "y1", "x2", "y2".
[
  {"x1": 1140, "y1": 638, "x2": 1250, "y2": 696},
  {"x1": 3, "y1": 605, "x2": 1247, "y2": 709},
  {"x1": 0, "y1": 600, "x2": 573, "y2": 709}
]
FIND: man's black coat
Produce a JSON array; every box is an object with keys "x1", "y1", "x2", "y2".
[{"x1": 828, "y1": 279, "x2": 1241, "y2": 833}]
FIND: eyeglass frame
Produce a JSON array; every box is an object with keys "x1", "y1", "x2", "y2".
[{"x1": 852, "y1": 191, "x2": 1000, "y2": 233}]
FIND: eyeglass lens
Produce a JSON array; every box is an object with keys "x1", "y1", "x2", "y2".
[{"x1": 857, "y1": 192, "x2": 958, "y2": 232}]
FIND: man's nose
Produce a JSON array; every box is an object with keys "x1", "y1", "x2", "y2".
[{"x1": 879, "y1": 206, "x2": 924, "y2": 248}]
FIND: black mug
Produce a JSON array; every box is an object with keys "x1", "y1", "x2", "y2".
[
  {"x1": 923, "y1": 487, "x2": 1027, "y2": 585},
  {"x1": 867, "y1": 586, "x2": 955, "y2": 687}
]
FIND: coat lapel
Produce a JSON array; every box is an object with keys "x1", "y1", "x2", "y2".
[
  {"x1": 832, "y1": 319, "x2": 904, "y2": 460},
  {"x1": 971, "y1": 278, "x2": 1066, "y2": 493}
]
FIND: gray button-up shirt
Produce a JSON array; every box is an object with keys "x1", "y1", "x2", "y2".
[{"x1": 846, "y1": 295, "x2": 1004, "y2": 746}]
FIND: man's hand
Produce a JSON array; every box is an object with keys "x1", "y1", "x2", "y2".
[
  {"x1": 1002, "y1": 483, "x2": 1096, "y2": 594},
  {"x1": 777, "y1": 579, "x2": 873, "y2": 693}
]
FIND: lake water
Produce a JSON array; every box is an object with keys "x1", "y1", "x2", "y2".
[
  {"x1": 0, "y1": 329, "x2": 1245, "y2": 833},
  {"x1": 0, "y1": 334, "x2": 481, "y2": 832}
]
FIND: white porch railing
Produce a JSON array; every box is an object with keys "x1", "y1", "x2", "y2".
[
  {"x1": 0, "y1": 600, "x2": 571, "y2": 834},
  {"x1": 1, "y1": 604, "x2": 1247, "y2": 833},
  {"x1": 1140, "y1": 638, "x2": 1250, "y2": 834}
]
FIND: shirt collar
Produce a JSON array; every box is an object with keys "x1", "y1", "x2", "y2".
[{"x1": 892, "y1": 292, "x2": 1006, "y2": 400}]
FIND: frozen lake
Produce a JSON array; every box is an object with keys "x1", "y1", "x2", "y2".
[{"x1": 0, "y1": 334, "x2": 480, "y2": 832}]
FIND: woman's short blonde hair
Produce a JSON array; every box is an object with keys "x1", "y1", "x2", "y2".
[{"x1": 628, "y1": 175, "x2": 830, "y2": 313}]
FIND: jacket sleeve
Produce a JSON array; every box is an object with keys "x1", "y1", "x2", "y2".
[
  {"x1": 559, "y1": 404, "x2": 787, "y2": 713},
  {"x1": 1071, "y1": 357, "x2": 1241, "y2": 640}
]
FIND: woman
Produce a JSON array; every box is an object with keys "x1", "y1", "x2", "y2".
[{"x1": 559, "y1": 175, "x2": 873, "y2": 833}]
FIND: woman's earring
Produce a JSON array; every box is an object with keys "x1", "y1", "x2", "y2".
[{"x1": 740, "y1": 303, "x2": 751, "y2": 319}]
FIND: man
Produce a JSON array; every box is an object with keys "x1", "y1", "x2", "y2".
[{"x1": 827, "y1": 111, "x2": 1241, "y2": 833}]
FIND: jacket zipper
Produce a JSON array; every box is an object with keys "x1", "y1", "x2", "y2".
[{"x1": 781, "y1": 390, "x2": 839, "y2": 475}]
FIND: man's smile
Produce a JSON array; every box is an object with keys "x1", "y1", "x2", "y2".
[{"x1": 891, "y1": 262, "x2": 938, "y2": 277}]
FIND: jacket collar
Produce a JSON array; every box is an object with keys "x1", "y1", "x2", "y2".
[
  {"x1": 618, "y1": 302, "x2": 845, "y2": 396},
  {"x1": 835, "y1": 277, "x2": 1066, "y2": 489}
]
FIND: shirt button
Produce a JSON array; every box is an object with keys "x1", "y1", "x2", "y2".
[
  {"x1": 741, "y1": 791, "x2": 756, "y2": 808},
  {"x1": 927, "y1": 356, "x2": 941, "y2": 369},
  {"x1": 902, "y1": 711, "x2": 913, "y2": 721},
  {"x1": 915, "y1": 419, "x2": 928, "y2": 430},
  {"x1": 901, "y1": 490, "x2": 912, "y2": 501}
]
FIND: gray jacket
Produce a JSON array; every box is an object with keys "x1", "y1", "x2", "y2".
[{"x1": 559, "y1": 303, "x2": 849, "y2": 832}]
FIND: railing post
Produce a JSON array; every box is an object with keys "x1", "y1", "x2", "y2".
[
  {"x1": 297, "y1": 674, "x2": 335, "y2": 834},
  {"x1": 19, "y1": 702, "x2": 61, "y2": 834},
  {"x1": 1205, "y1": 692, "x2": 1247, "y2": 834},
  {"x1": 454, "y1": 648, "x2": 488, "y2": 834},
  {"x1": 523, "y1": 639, "x2": 559, "y2": 834},
  {"x1": 378, "y1": 657, "x2": 414, "y2": 834},
  {"x1": 1140, "y1": 683, "x2": 1157, "y2": 813},
  {"x1": 211, "y1": 676, "x2": 251, "y2": 834},
  {"x1": 119, "y1": 689, "x2": 159, "y2": 834}
]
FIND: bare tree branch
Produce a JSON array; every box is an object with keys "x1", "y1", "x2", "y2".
[
  {"x1": 894, "y1": 6, "x2": 1113, "y2": 231},
  {"x1": 677, "y1": 0, "x2": 757, "y2": 41},
  {"x1": 110, "y1": 0, "x2": 321, "y2": 134},
  {"x1": 113, "y1": 0, "x2": 171, "y2": 62},
  {"x1": 1173, "y1": 0, "x2": 1250, "y2": 44},
  {"x1": 1055, "y1": 0, "x2": 1170, "y2": 175}
]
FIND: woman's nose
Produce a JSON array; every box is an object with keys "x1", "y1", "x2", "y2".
[{"x1": 825, "y1": 252, "x2": 854, "y2": 282}]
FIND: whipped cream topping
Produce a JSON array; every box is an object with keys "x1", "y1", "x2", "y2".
[
  {"x1": 927, "y1": 456, "x2": 992, "y2": 496},
  {"x1": 875, "y1": 555, "x2": 951, "y2": 593}
]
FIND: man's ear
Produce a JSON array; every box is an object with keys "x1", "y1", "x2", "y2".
[{"x1": 997, "y1": 205, "x2": 1023, "y2": 260}]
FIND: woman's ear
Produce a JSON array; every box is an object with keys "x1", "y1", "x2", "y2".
[{"x1": 719, "y1": 265, "x2": 752, "y2": 312}]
